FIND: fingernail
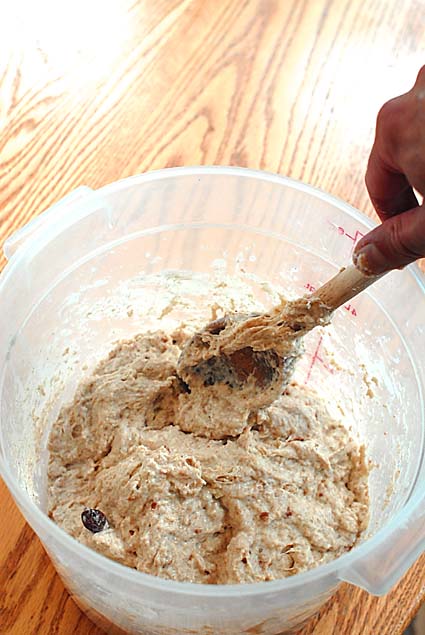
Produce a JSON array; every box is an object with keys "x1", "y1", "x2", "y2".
[{"x1": 353, "y1": 243, "x2": 389, "y2": 275}]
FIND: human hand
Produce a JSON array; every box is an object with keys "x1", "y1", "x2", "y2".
[{"x1": 353, "y1": 66, "x2": 425, "y2": 275}]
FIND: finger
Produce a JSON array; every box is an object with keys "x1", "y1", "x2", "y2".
[
  {"x1": 353, "y1": 203, "x2": 425, "y2": 274},
  {"x1": 365, "y1": 68, "x2": 425, "y2": 220},
  {"x1": 365, "y1": 142, "x2": 419, "y2": 221}
]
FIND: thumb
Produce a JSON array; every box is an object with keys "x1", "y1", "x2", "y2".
[{"x1": 353, "y1": 204, "x2": 425, "y2": 274}]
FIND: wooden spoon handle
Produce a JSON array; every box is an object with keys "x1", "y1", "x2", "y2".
[{"x1": 312, "y1": 264, "x2": 383, "y2": 311}]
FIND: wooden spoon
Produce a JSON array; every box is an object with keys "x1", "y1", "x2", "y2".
[{"x1": 177, "y1": 264, "x2": 383, "y2": 395}]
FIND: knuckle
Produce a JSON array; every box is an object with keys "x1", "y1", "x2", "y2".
[
  {"x1": 388, "y1": 222, "x2": 411, "y2": 257},
  {"x1": 375, "y1": 97, "x2": 406, "y2": 148},
  {"x1": 415, "y1": 65, "x2": 425, "y2": 86},
  {"x1": 376, "y1": 97, "x2": 401, "y2": 126},
  {"x1": 376, "y1": 93, "x2": 420, "y2": 165},
  {"x1": 387, "y1": 217, "x2": 423, "y2": 259}
]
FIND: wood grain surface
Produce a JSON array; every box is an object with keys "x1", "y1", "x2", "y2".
[{"x1": 1, "y1": 1, "x2": 425, "y2": 633}]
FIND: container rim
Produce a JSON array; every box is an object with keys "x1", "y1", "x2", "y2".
[{"x1": 0, "y1": 165, "x2": 424, "y2": 597}]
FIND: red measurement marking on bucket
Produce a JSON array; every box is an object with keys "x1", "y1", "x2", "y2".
[
  {"x1": 336, "y1": 225, "x2": 365, "y2": 254},
  {"x1": 304, "y1": 283, "x2": 358, "y2": 317},
  {"x1": 304, "y1": 335, "x2": 335, "y2": 384}
]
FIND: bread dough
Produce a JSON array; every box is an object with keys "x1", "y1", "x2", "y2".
[
  {"x1": 178, "y1": 295, "x2": 331, "y2": 370},
  {"x1": 48, "y1": 329, "x2": 369, "y2": 584},
  {"x1": 176, "y1": 296, "x2": 331, "y2": 438}
]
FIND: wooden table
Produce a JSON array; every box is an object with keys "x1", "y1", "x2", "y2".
[{"x1": 1, "y1": 1, "x2": 424, "y2": 633}]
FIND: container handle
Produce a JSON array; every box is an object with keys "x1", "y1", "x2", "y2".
[
  {"x1": 3, "y1": 186, "x2": 94, "y2": 261},
  {"x1": 337, "y1": 499, "x2": 425, "y2": 595}
]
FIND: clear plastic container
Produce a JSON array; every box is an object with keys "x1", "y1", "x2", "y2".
[{"x1": 0, "y1": 166, "x2": 424, "y2": 635}]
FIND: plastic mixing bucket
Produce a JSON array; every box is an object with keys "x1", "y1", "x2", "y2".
[{"x1": 0, "y1": 167, "x2": 424, "y2": 635}]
